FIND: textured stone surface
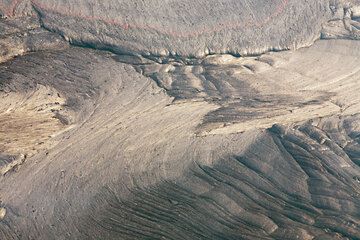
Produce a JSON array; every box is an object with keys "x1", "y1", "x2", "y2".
[
  {"x1": 32, "y1": 0, "x2": 329, "y2": 57},
  {"x1": 1, "y1": 0, "x2": 360, "y2": 57},
  {"x1": 0, "y1": 0, "x2": 359, "y2": 57},
  {"x1": 0, "y1": 16, "x2": 67, "y2": 63},
  {"x1": 0, "y1": 40, "x2": 360, "y2": 238},
  {"x1": 1, "y1": 1, "x2": 360, "y2": 239}
]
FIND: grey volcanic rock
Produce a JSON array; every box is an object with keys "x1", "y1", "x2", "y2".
[
  {"x1": 32, "y1": 0, "x2": 332, "y2": 57},
  {"x1": 0, "y1": 16, "x2": 67, "y2": 63},
  {"x1": 0, "y1": 39, "x2": 360, "y2": 239},
  {"x1": 0, "y1": 0, "x2": 358, "y2": 57},
  {"x1": 31, "y1": 0, "x2": 330, "y2": 57},
  {"x1": 2, "y1": 1, "x2": 360, "y2": 57},
  {"x1": 1, "y1": 1, "x2": 360, "y2": 240}
]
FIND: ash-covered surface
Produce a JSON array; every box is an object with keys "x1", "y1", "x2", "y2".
[{"x1": 1, "y1": 1, "x2": 360, "y2": 240}]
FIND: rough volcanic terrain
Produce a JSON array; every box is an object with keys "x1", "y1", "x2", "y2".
[{"x1": 1, "y1": 1, "x2": 360, "y2": 239}]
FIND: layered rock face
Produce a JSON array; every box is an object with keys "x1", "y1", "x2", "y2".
[{"x1": 1, "y1": 1, "x2": 360, "y2": 240}]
